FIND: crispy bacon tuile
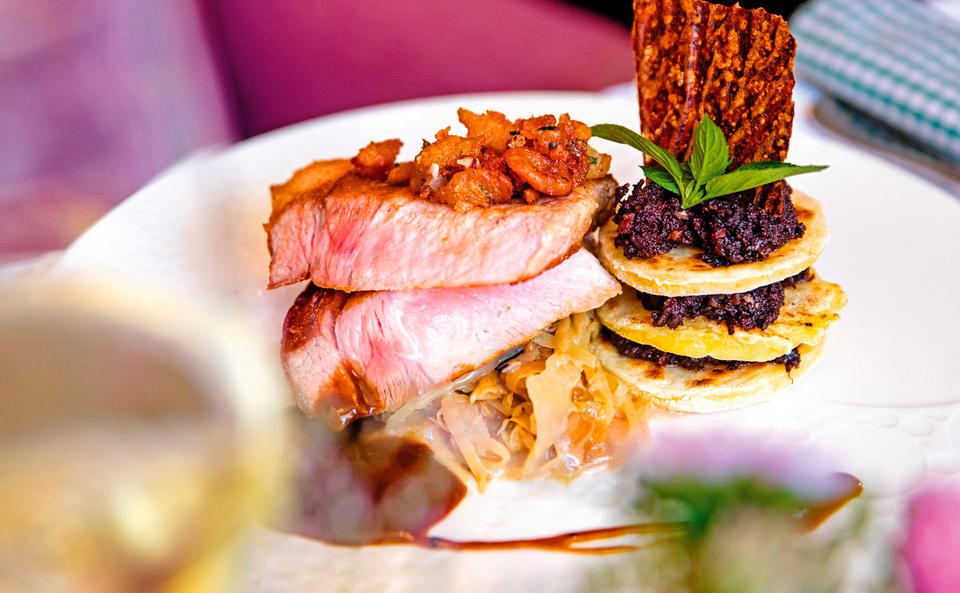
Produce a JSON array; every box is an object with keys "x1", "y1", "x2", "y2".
[{"x1": 633, "y1": 0, "x2": 796, "y2": 211}]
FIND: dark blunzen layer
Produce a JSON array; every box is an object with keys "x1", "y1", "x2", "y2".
[
  {"x1": 604, "y1": 328, "x2": 801, "y2": 373},
  {"x1": 638, "y1": 269, "x2": 811, "y2": 334},
  {"x1": 613, "y1": 179, "x2": 805, "y2": 267}
]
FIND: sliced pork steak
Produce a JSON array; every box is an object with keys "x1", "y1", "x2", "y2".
[
  {"x1": 266, "y1": 170, "x2": 617, "y2": 291},
  {"x1": 281, "y1": 249, "x2": 621, "y2": 428}
]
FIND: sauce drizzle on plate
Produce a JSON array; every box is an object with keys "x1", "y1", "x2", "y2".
[{"x1": 283, "y1": 417, "x2": 862, "y2": 553}]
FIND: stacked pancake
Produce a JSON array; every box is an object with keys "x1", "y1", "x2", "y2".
[
  {"x1": 265, "y1": 110, "x2": 622, "y2": 429},
  {"x1": 591, "y1": 0, "x2": 846, "y2": 412}
]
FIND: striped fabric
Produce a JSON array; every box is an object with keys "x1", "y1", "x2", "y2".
[{"x1": 791, "y1": 0, "x2": 960, "y2": 169}]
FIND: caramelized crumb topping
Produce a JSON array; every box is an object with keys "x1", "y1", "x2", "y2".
[
  {"x1": 411, "y1": 109, "x2": 611, "y2": 211},
  {"x1": 348, "y1": 110, "x2": 611, "y2": 211},
  {"x1": 351, "y1": 139, "x2": 403, "y2": 178}
]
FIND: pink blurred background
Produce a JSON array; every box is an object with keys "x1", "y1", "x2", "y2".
[{"x1": 0, "y1": 0, "x2": 635, "y2": 258}]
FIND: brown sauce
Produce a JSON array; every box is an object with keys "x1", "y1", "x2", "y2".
[
  {"x1": 399, "y1": 522, "x2": 685, "y2": 554},
  {"x1": 797, "y1": 473, "x2": 864, "y2": 532},
  {"x1": 281, "y1": 416, "x2": 862, "y2": 553}
]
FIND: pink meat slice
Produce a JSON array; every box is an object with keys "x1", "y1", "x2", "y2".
[
  {"x1": 281, "y1": 249, "x2": 621, "y2": 429},
  {"x1": 266, "y1": 173, "x2": 617, "y2": 291}
]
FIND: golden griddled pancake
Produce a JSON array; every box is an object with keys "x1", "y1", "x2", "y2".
[
  {"x1": 595, "y1": 337, "x2": 825, "y2": 413},
  {"x1": 597, "y1": 270, "x2": 846, "y2": 362},
  {"x1": 598, "y1": 192, "x2": 829, "y2": 296}
]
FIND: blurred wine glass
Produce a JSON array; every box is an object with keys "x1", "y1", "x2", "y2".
[{"x1": 0, "y1": 281, "x2": 289, "y2": 592}]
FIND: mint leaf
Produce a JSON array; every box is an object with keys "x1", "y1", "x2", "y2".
[
  {"x1": 682, "y1": 177, "x2": 701, "y2": 209},
  {"x1": 701, "y1": 163, "x2": 828, "y2": 203},
  {"x1": 690, "y1": 115, "x2": 730, "y2": 184},
  {"x1": 735, "y1": 161, "x2": 801, "y2": 171},
  {"x1": 679, "y1": 162, "x2": 699, "y2": 202},
  {"x1": 591, "y1": 119, "x2": 827, "y2": 210},
  {"x1": 684, "y1": 186, "x2": 706, "y2": 209},
  {"x1": 590, "y1": 124, "x2": 684, "y2": 187},
  {"x1": 641, "y1": 165, "x2": 680, "y2": 194}
]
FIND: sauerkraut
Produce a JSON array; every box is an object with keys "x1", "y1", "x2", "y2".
[{"x1": 385, "y1": 312, "x2": 651, "y2": 489}]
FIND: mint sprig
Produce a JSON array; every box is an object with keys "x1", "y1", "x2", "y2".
[{"x1": 590, "y1": 117, "x2": 827, "y2": 209}]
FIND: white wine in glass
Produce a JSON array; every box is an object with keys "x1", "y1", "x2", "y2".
[{"x1": 0, "y1": 281, "x2": 290, "y2": 593}]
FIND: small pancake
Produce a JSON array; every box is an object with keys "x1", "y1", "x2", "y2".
[
  {"x1": 595, "y1": 337, "x2": 826, "y2": 413},
  {"x1": 598, "y1": 192, "x2": 829, "y2": 296},
  {"x1": 597, "y1": 270, "x2": 846, "y2": 362}
]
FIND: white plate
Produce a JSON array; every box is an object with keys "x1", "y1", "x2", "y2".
[{"x1": 53, "y1": 91, "x2": 960, "y2": 591}]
